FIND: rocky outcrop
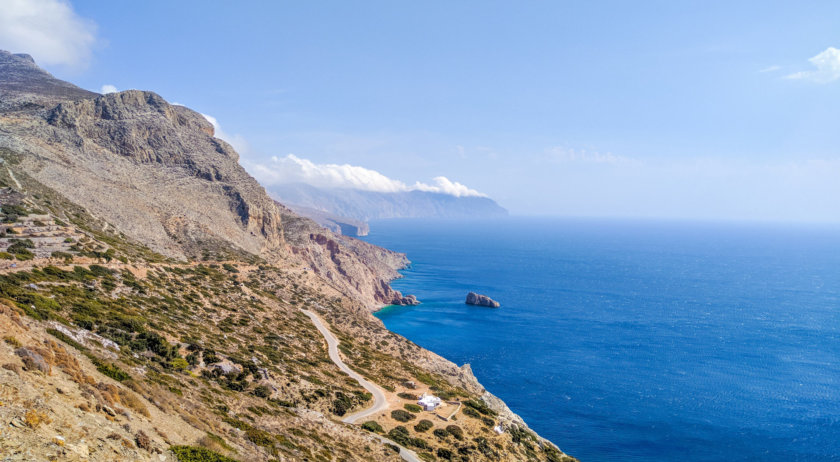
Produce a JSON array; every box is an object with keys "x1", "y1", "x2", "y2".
[
  {"x1": 390, "y1": 293, "x2": 419, "y2": 306},
  {"x1": 15, "y1": 347, "x2": 51, "y2": 374},
  {"x1": 466, "y1": 292, "x2": 500, "y2": 308},
  {"x1": 284, "y1": 203, "x2": 370, "y2": 237},
  {"x1": 0, "y1": 50, "x2": 97, "y2": 111},
  {"x1": 0, "y1": 49, "x2": 414, "y2": 308}
]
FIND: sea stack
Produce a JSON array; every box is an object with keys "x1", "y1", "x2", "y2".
[{"x1": 466, "y1": 292, "x2": 500, "y2": 308}]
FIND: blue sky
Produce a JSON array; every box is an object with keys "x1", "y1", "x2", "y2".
[{"x1": 2, "y1": 0, "x2": 839, "y2": 222}]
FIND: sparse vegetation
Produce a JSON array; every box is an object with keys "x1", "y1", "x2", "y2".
[{"x1": 170, "y1": 445, "x2": 238, "y2": 462}]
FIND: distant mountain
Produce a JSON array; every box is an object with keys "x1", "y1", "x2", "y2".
[{"x1": 268, "y1": 183, "x2": 508, "y2": 225}]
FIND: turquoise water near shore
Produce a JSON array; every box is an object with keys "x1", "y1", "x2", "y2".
[{"x1": 364, "y1": 218, "x2": 840, "y2": 461}]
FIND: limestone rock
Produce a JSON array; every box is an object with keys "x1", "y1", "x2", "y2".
[
  {"x1": 465, "y1": 292, "x2": 500, "y2": 308},
  {"x1": 390, "y1": 293, "x2": 420, "y2": 306},
  {"x1": 14, "y1": 347, "x2": 50, "y2": 374}
]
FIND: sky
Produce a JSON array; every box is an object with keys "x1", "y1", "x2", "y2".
[{"x1": 1, "y1": 0, "x2": 839, "y2": 222}]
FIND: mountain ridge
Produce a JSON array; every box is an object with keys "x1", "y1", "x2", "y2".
[
  {"x1": 268, "y1": 182, "x2": 508, "y2": 225},
  {"x1": 0, "y1": 50, "x2": 575, "y2": 462}
]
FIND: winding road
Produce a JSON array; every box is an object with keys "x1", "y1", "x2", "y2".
[{"x1": 301, "y1": 310, "x2": 421, "y2": 462}]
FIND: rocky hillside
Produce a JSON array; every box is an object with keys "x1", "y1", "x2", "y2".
[{"x1": 0, "y1": 50, "x2": 576, "y2": 462}]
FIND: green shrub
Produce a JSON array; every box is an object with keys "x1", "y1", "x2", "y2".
[
  {"x1": 331, "y1": 392, "x2": 354, "y2": 416},
  {"x1": 397, "y1": 392, "x2": 417, "y2": 400},
  {"x1": 361, "y1": 421, "x2": 383, "y2": 433},
  {"x1": 51, "y1": 251, "x2": 73, "y2": 261},
  {"x1": 96, "y1": 361, "x2": 130, "y2": 381},
  {"x1": 0, "y1": 252, "x2": 13, "y2": 260},
  {"x1": 433, "y1": 428, "x2": 448, "y2": 439},
  {"x1": 391, "y1": 409, "x2": 415, "y2": 422},
  {"x1": 445, "y1": 425, "x2": 463, "y2": 440},
  {"x1": 170, "y1": 445, "x2": 238, "y2": 462},
  {"x1": 169, "y1": 358, "x2": 189, "y2": 371},
  {"x1": 253, "y1": 385, "x2": 271, "y2": 398},
  {"x1": 387, "y1": 426, "x2": 410, "y2": 445},
  {"x1": 462, "y1": 406, "x2": 481, "y2": 419},
  {"x1": 464, "y1": 399, "x2": 497, "y2": 416},
  {"x1": 404, "y1": 403, "x2": 422, "y2": 413},
  {"x1": 12, "y1": 249, "x2": 33, "y2": 260},
  {"x1": 437, "y1": 448, "x2": 453, "y2": 460},
  {"x1": 414, "y1": 419, "x2": 433, "y2": 432}
]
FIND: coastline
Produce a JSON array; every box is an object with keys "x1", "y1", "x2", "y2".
[{"x1": 371, "y1": 269, "x2": 569, "y2": 457}]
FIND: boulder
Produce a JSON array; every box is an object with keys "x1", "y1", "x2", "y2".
[
  {"x1": 465, "y1": 292, "x2": 500, "y2": 308},
  {"x1": 391, "y1": 293, "x2": 420, "y2": 306},
  {"x1": 15, "y1": 347, "x2": 51, "y2": 374}
]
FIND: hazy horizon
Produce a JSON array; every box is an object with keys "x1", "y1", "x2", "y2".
[{"x1": 1, "y1": 0, "x2": 838, "y2": 223}]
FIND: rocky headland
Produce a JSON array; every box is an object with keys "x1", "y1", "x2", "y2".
[{"x1": 0, "y1": 50, "x2": 574, "y2": 462}]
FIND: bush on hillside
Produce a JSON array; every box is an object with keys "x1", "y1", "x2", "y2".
[{"x1": 391, "y1": 409, "x2": 415, "y2": 422}]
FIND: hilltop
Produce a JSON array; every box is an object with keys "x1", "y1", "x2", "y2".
[{"x1": 0, "y1": 50, "x2": 575, "y2": 462}]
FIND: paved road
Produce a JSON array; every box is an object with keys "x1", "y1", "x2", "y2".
[{"x1": 301, "y1": 309, "x2": 421, "y2": 462}]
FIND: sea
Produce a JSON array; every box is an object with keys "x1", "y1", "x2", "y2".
[{"x1": 362, "y1": 217, "x2": 840, "y2": 461}]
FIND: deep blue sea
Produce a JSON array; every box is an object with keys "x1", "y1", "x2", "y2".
[{"x1": 363, "y1": 218, "x2": 840, "y2": 461}]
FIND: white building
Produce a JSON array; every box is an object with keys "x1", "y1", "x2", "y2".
[{"x1": 417, "y1": 393, "x2": 442, "y2": 411}]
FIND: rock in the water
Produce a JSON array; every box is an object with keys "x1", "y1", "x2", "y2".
[
  {"x1": 391, "y1": 293, "x2": 420, "y2": 306},
  {"x1": 465, "y1": 292, "x2": 500, "y2": 308}
]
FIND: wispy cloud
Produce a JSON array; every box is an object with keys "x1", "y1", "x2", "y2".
[
  {"x1": 248, "y1": 154, "x2": 487, "y2": 197},
  {"x1": 785, "y1": 47, "x2": 840, "y2": 83},
  {"x1": 100, "y1": 84, "x2": 118, "y2": 94},
  {"x1": 0, "y1": 0, "x2": 98, "y2": 69},
  {"x1": 545, "y1": 146, "x2": 634, "y2": 165},
  {"x1": 759, "y1": 65, "x2": 781, "y2": 73}
]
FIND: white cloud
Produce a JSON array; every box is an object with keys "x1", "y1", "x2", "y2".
[
  {"x1": 248, "y1": 154, "x2": 486, "y2": 197},
  {"x1": 546, "y1": 146, "x2": 633, "y2": 165},
  {"x1": 0, "y1": 0, "x2": 97, "y2": 69},
  {"x1": 759, "y1": 65, "x2": 781, "y2": 73},
  {"x1": 100, "y1": 84, "x2": 118, "y2": 94},
  {"x1": 199, "y1": 113, "x2": 250, "y2": 156},
  {"x1": 785, "y1": 47, "x2": 840, "y2": 83}
]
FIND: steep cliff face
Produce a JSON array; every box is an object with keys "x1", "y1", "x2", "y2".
[{"x1": 0, "y1": 50, "x2": 407, "y2": 308}]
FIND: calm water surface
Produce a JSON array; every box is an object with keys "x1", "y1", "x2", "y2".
[{"x1": 363, "y1": 218, "x2": 840, "y2": 461}]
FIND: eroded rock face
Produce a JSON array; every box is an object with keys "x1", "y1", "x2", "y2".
[
  {"x1": 0, "y1": 50, "x2": 411, "y2": 308},
  {"x1": 466, "y1": 292, "x2": 500, "y2": 308}
]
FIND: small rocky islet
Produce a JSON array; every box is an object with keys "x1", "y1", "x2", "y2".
[{"x1": 466, "y1": 292, "x2": 500, "y2": 308}]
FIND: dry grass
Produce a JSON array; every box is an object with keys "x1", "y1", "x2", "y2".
[
  {"x1": 96, "y1": 382, "x2": 150, "y2": 418},
  {"x1": 47, "y1": 339, "x2": 95, "y2": 385},
  {"x1": 24, "y1": 409, "x2": 51, "y2": 428}
]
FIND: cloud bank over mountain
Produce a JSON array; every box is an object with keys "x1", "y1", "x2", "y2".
[
  {"x1": 247, "y1": 154, "x2": 487, "y2": 198},
  {"x1": 0, "y1": 0, "x2": 97, "y2": 69}
]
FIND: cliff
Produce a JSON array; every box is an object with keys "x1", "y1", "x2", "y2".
[{"x1": 0, "y1": 50, "x2": 575, "y2": 462}]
